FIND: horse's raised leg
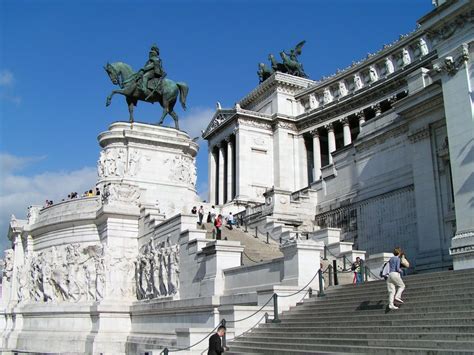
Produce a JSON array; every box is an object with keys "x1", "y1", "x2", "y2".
[
  {"x1": 170, "y1": 111, "x2": 180, "y2": 130},
  {"x1": 106, "y1": 90, "x2": 122, "y2": 106}
]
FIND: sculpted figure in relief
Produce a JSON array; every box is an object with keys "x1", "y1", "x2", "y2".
[
  {"x1": 135, "y1": 237, "x2": 180, "y2": 300},
  {"x1": 354, "y1": 74, "x2": 363, "y2": 90},
  {"x1": 369, "y1": 66, "x2": 378, "y2": 82},
  {"x1": 309, "y1": 94, "x2": 318, "y2": 109},
  {"x1": 116, "y1": 149, "x2": 126, "y2": 176},
  {"x1": 128, "y1": 149, "x2": 141, "y2": 176},
  {"x1": 338, "y1": 82, "x2": 348, "y2": 97},
  {"x1": 402, "y1": 48, "x2": 411, "y2": 67},
  {"x1": 323, "y1": 88, "x2": 333, "y2": 105},
  {"x1": 98, "y1": 151, "x2": 106, "y2": 178},
  {"x1": 168, "y1": 244, "x2": 180, "y2": 294},
  {"x1": 419, "y1": 38, "x2": 429, "y2": 56},
  {"x1": 385, "y1": 57, "x2": 395, "y2": 75},
  {"x1": 3, "y1": 249, "x2": 14, "y2": 281}
]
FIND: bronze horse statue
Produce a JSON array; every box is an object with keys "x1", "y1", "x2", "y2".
[{"x1": 104, "y1": 62, "x2": 188, "y2": 129}]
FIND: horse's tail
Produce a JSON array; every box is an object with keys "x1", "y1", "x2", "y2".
[{"x1": 176, "y1": 82, "x2": 189, "y2": 111}]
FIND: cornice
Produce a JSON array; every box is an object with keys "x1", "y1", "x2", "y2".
[
  {"x1": 239, "y1": 72, "x2": 316, "y2": 109},
  {"x1": 296, "y1": 30, "x2": 429, "y2": 99}
]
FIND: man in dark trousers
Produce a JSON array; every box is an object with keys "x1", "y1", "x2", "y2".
[{"x1": 208, "y1": 325, "x2": 228, "y2": 355}]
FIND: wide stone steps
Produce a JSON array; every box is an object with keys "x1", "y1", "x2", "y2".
[
  {"x1": 303, "y1": 284, "x2": 474, "y2": 302},
  {"x1": 227, "y1": 269, "x2": 474, "y2": 354},
  {"x1": 242, "y1": 330, "x2": 474, "y2": 341},
  {"x1": 280, "y1": 310, "x2": 474, "y2": 322},
  {"x1": 201, "y1": 222, "x2": 282, "y2": 265},
  {"x1": 227, "y1": 340, "x2": 474, "y2": 355},
  {"x1": 231, "y1": 336, "x2": 474, "y2": 350}
]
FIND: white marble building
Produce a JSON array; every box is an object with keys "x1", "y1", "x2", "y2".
[
  {"x1": 1, "y1": 123, "x2": 326, "y2": 354},
  {"x1": 203, "y1": 0, "x2": 474, "y2": 272},
  {"x1": 1, "y1": 1, "x2": 473, "y2": 354}
]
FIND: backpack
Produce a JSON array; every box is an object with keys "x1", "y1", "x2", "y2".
[{"x1": 380, "y1": 262, "x2": 390, "y2": 280}]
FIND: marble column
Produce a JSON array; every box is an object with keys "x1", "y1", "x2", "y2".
[
  {"x1": 373, "y1": 103, "x2": 382, "y2": 117},
  {"x1": 218, "y1": 143, "x2": 225, "y2": 205},
  {"x1": 226, "y1": 137, "x2": 233, "y2": 202},
  {"x1": 208, "y1": 147, "x2": 217, "y2": 205},
  {"x1": 326, "y1": 123, "x2": 336, "y2": 165},
  {"x1": 439, "y1": 44, "x2": 474, "y2": 270},
  {"x1": 342, "y1": 118, "x2": 352, "y2": 146},
  {"x1": 311, "y1": 129, "x2": 322, "y2": 181},
  {"x1": 356, "y1": 111, "x2": 365, "y2": 126}
]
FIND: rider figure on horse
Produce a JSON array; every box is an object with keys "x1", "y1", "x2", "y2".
[{"x1": 138, "y1": 44, "x2": 167, "y2": 95}]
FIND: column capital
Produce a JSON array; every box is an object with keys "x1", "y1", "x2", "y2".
[
  {"x1": 216, "y1": 142, "x2": 224, "y2": 149},
  {"x1": 324, "y1": 123, "x2": 334, "y2": 132},
  {"x1": 354, "y1": 111, "x2": 365, "y2": 120},
  {"x1": 372, "y1": 103, "x2": 382, "y2": 116},
  {"x1": 341, "y1": 117, "x2": 350, "y2": 126},
  {"x1": 225, "y1": 135, "x2": 233, "y2": 143},
  {"x1": 310, "y1": 128, "x2": 320, "y2": 138}
]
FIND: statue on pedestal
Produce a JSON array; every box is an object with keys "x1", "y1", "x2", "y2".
[{"x1": 104, "y1": 44, "x2": 189, "y2": 130}]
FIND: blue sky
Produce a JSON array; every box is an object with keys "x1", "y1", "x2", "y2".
[{"x1": 0, "y1": 0, "x2": 433, "y2": 250}]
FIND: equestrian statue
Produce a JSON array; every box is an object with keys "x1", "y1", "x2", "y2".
[
  {"x1": 104, "y1": 44, "x2": 188, "y2": 130},
  {"x1": 257, "y1": 41, "x2": 308, "y2": 83}
]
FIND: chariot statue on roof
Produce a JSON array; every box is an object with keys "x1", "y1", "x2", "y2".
[{"x1": 258, "y1": 40, "x2": 308, "y2": 83}]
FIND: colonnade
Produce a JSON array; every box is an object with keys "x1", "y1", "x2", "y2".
[
  {"x1": 209, "y1": 135, "x2": 235, "y2": 205},
  {"x1": 310, "y1": 110, "x2": 369, "y2": 181}
]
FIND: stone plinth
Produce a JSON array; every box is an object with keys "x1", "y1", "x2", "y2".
[{"x1": 97, "y1": 122, "x2": 199, "y2": 217}]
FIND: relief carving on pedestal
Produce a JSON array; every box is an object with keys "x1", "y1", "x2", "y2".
[
  {"x1": 164, "y1": 155, "x2": 196, "y2": 187},
  {"x1": 98, "y1": 148, "x2": 142, "y2": 179},
  {"x1": 102, "y1": 183, "x2": 141, "y2": 206},
  {"x1": 3, "y1": 249, "x2": 14, "y2": 282},
  {"x1": 16, "y1": 243, "x2": 111, "y2": 304},
  {"x1": 135, "y1": 237, "x2": 180, "y2": 300}
]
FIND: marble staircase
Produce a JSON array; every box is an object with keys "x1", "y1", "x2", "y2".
[
  {"x1": 201, "y1": 223, "x2": 283, "y2": 265},
  {"x1": 227, "y1": 268, "x2": 474, "y2": 354}
]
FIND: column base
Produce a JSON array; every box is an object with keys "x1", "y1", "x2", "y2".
[{"x1": 449, "y1": 229, "x2": 474, "y2": 270}]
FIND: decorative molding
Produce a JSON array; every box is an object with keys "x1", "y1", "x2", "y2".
[
  {"x1": 433, "y1": 43, "x2": 470, "y2": 76},
  {"x1": 408, "y1": 126, "x2": 430, "y2": 143},
  {"x1": 202, "y1": 109, "x2": 236, "y2": 138},
  {"x1": 275, "y1": 120, "x2": 297, "y2": 131},
  {"x1": 427, "y1": 10, "x2": 474, "y2": 44},
  {"x1": 238, "y1": 117, "x2": 272, "y2": 131}
]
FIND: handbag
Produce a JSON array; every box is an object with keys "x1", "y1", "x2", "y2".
[{"x1": 400, "y1": 255, "x2": 410, "y2": 268}]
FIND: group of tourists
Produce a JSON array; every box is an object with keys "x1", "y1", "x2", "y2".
[
  {"x1": 191, "y1": 205, "x2": 237, "y2": 241},
  {"x1": 43, "y1": 187, "x2": 101, "y2": 209}
]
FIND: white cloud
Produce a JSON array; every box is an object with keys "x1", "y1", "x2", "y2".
[
  {"x1": 180, "y1": 106, "x2": 214, "y2": 140},
  {"x1": 0, "y1": 153, "x2": 97, "y2": 251},
  {"x1": 0, "y1": 70, "x2": 14, "y2": 87},
  {"x1": 0, "y1": 153, "x2": 45, "y2": 174}
]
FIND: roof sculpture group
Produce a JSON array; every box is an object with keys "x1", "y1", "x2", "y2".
[
  {"x1": 257, "y1": 41, "x2": 308, "y2": 83},
  {"x1": 104, "y1": 41, "x2": 308, "y2": 128}
]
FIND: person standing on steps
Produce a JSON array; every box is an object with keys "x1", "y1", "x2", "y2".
[
  {"x1": 351, "y1": 257, "x2": 363, "y2": 284},
  {"x1": 208, "y1": 325, "x2": 228, "y2": 355},
  {"x1": 387, "y1": 247, "x2": 405, "y2": 310},
  {"x1": 214, "y1": 214, "x2": 223, "y2": 240},
  {"x1": 198, "y1": 205, "x2": 205, "y2": 226},
  {"x1": 210, "y1": 205, "x2": 217, "y2": 223}
]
